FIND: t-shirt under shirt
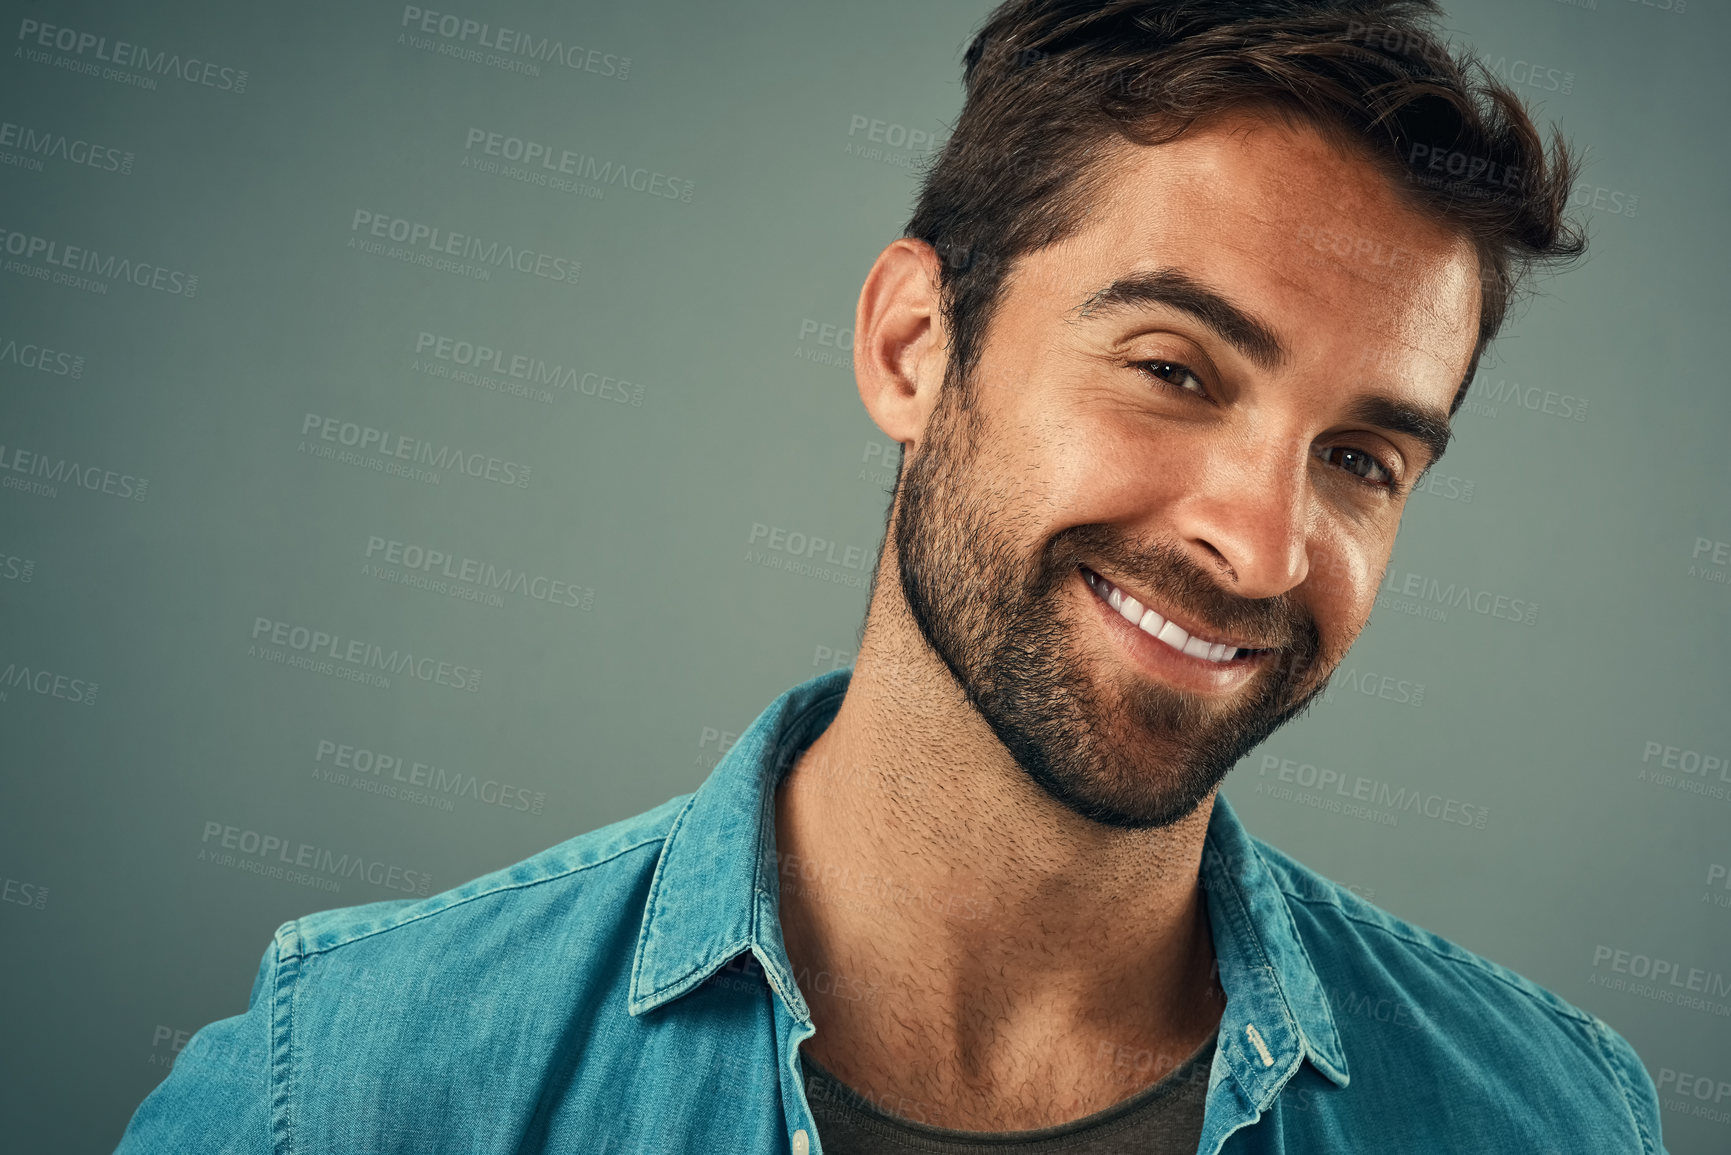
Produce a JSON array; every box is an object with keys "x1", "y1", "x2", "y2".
[{"x1": 800, "y1": 1029, "x2": 1217, "y2": 1154}]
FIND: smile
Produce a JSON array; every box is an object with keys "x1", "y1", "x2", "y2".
[{"x1": 1080, "y1": 565, "x2": 1262, "y2": 665}]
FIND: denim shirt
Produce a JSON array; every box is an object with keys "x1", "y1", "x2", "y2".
[{"x1": 115, "y1": 667, "x2": 1665, "y2": 1154}]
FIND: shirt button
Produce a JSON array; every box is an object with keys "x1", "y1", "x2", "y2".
[{"x1": 792, "y1": 1128, "x2": 810, "y2": 1155}]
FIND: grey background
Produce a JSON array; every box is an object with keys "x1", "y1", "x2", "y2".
[{"x1": 0, "y1": 0, "x2": 1725, "y2": 1151}]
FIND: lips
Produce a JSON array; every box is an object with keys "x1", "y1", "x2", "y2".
[{"x1": 1080, "y1": 565, "x2": 1264, "y2": 664}]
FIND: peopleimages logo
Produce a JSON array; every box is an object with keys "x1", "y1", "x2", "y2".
[
  {"x1": 0, "y1": 440, "x2": 148, "y2": 501},
  {"x1": 1704, "y1": 863, "x2": 1731, "y2": 910},
  {"x1": 1377, "y1": 566, "x2": 1538, "y2": 626},
  {"x1": 199, "y1": 821, "x2": 432, "y2": 895},
  {"x1": 249, "y1": 617, "x2": 482, "y2": 692},
  {"x1": 1657, "y1": 1067, "x2": 1730, "y2": 1128},
  {"x1": 1462, "y1": 377, "x2": 1590, "y2": 422},
  {"x1": 747, "y1": 523, "x2": 874, "y2": 572},
  {"x1": 1481, "y1": 53, "x2": 1575, "y2": 96},
  {"x1": 743, "y1": 522, "x2": 875, "y2": 590},
  {"x1": 1690, "y1": 536, "x2": 1731, "y2": 589},
  {"x1": 313, "y1": 738, "x2": 546, "y2": 815},
  {"x1": 348, "y1": 210, "x2": 579, "y2": 285},
  {"x1": 843, "y1": 113, "x2": 945, "y2": 170},
  {"x1": 1, "y1": 872, "x2": 48, "y2": 910},
  {"x1": 1590, "y1": 946, "x2": 1731, "y2": 1004},
  {"x1": 795, "y1": 318, "x2": 854, "y2": 370},
  {"x1": 462, "y1": 128, "x2": 692, "y2": 202},
  {"x1": 0, "y1": 226, "x2": 197, "y2": 296},
  {"x1": 300, "y1": 412, "x2": 531, "y2": 488},
  {"x1": 0, "y1": 118, "x2": 134, "y2": 175},
  {"x1": 0, "y1": 549, "x2": 35, "y2": 582},
  {"x1": 1636, "y1": 738, "x2": 1731, "y2": 804},
  {"x1": 413, "y1": 331, "x2": 644, "y2": 405},
  {"x1": 363, "y1": 535, "x2": 595, "y2": 610},
  {"x1": 0, "y1": 334, "x2": 84, "y2": 378},
  {"x1": 1318, "y1": 665, "x2": 1426, "y2": 709},
  {"x1": 1255, "y1": 754, "x2": 1489, "y2": 829},
  {"x1": 14, "y1": 18, "x2": 250, "y2": 92},
  {"x1": 0, "y1": 659, "x2": 98, "y2": 705},
  {"x1": 398, "y1": 6, "x2": 630, "y2": 79}
]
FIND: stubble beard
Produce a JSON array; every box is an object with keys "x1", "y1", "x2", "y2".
[{"x1": 892, "y1": 374, "x2": 1333, "y2": 830}]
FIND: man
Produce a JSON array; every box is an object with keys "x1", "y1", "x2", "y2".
[{"x1": 116, "y1": 1, "x2": 1665, "y2": 1152}]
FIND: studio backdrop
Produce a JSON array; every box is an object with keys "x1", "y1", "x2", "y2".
[{"x1": 0, "y1": 0, "x2": 1726, "y2": 1151}]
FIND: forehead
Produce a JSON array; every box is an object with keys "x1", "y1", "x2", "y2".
[{"x1": 1037, "y1": 112, "x2": 1481, "y2": 386}]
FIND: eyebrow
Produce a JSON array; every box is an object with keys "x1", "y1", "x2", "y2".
[
  {"x1": 1346, "y1": 394, "x2": 1453, "y2": 473},
  {"x1": 1073, "y1": 267, "x2": 1287, "y2": 371},
  {"x1": 1074, "y1": 266, "x2": 1453, "y2": 472}
]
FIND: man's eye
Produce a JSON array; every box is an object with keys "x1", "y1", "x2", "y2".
[
  {"x1": 1134, "y1": 360, "x2": 1207, "y2": 396},
  {"x1": 1316, "y1": 445, "x2": 1396, "y2": 488}
]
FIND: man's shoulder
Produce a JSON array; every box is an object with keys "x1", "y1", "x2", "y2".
[
  {"x1": 281, "y1": 791, "x2": 690, "y2": 963},
  {"x1": 112, "y1": 792, "x2": 703, "y2": 1154},
  {"x1": 1250, "y1": 835, "x2": 1587, "y2": 1022},
  {"x1": 1248, "y1": 834, "x2": 1662, "y2": 1149}
]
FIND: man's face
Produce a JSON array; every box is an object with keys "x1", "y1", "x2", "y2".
[{"x1": 893, "y1": 112, "x2": 1480, "y2": 829}]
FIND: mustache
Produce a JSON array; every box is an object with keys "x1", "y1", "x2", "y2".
[{"x1": 1042, "y1": 524, "x2": 1319, "y2": 656}]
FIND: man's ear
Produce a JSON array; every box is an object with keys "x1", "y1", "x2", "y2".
[{"x1": 853, "y1": 238, "x2": 948, "y2": 456}]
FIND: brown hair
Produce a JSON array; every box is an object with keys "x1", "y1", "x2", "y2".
[{"x1": 904, "y1": 0, "x2": 1586, "y2": 418}]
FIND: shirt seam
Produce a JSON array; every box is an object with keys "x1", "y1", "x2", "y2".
[
  {"x1": 633, "y1": 793, "x2": 703, "y2": 1002},
  {"x1": 1590, "y1": 1016, "x2": 1657, "y2": 1154},
  {"x1": 1279, "y1": 889, "x2": 1597, "y2": 1027},
  {"x1": 283, "y1": 833, "x2": 669, "y2": 961},
  {"x1": 268, "y1": 921, "x2": 301, "y2": 1155}
]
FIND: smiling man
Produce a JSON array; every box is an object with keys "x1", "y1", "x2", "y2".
[{"x1": 115, "y1": 2, "x2": 1666, "y2": 1154}]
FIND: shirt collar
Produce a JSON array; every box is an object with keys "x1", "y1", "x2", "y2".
[
  {"x1": 628, "y1": 666, "x2": 1349, "y2": 1093},
  {"x1": 628, "y1": 666, "x2": 848, "y2": 1020},
  {"x1": 1201, "y1": 787, "x2": 1351, "y2": 1097}
]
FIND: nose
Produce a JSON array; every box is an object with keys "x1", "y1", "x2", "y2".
[{"x1": 1169, "y1": 441, "x2": 1311, "y2": 600}]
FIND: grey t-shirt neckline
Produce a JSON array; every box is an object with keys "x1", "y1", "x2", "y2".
[{"x1": 798, "y1": 1027, "x2": 1218, "y2": 1152}]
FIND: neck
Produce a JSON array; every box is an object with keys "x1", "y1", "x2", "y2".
[{"x1": 774, "y1": 571, "x2": 1225, "y2": 1129}]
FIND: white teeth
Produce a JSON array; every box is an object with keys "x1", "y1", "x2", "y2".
[
  {"x1": 1155, "y1": 619, "x2": 1188, "y2": 649},
  {"x1": 1085, "y1": 567, "x2": 1243, "y2": 664}
]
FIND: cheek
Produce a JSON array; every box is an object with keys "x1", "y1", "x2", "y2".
[
  {"x1": 1307, "y1": 539, "x2": 1384, "y2": 641},
  {"x1": 999, "y1": 413, "x2": 1102, "y2": 521},
  {"x1": 1037, "y1": 410, "x2": 1201, "y2": 522}
]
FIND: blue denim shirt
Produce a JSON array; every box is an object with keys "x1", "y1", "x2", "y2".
[{"x1": 116, "y1": 667, "x2": 1665, "y2": 1153}]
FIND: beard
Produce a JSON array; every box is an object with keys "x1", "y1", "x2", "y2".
[{"x1": 893, "y1": 372, "x2": 1335, "y2": 830}]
